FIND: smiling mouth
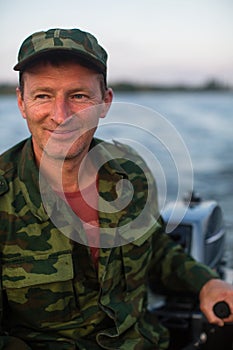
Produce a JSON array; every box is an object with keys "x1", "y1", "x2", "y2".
[
  {"x1": 47, "y1": 126, "x2": 80, "y2": 134},
  {"x1": 46, "y1": 128, "x2": 80, "y2": 141},
  {"x1": 52, "y1": 129, "x2": 76, "y2": 134}
]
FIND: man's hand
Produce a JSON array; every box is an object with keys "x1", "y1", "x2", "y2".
[{"x1": 199, "y1": 278, "x2": 233, "y2": 326}]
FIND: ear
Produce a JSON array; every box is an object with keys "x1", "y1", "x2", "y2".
[
  {"x1": 99, "y1": 88, "x2": 113, "y2": 119},
  {"x1": 16, "y1": 87, "x2": 27, "y2": 119}
]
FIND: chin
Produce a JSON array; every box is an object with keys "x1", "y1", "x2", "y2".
[{"x1": 44, "y1": 143, "x2": 87, "y2": 161}]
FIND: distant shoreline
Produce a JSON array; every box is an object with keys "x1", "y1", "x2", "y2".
[
  {"x1": 0, "y1": 80, "x2": 232, "y2": 95},
  {"x1": 108, "y1": 80, "x2": 233, "y2": 93}
]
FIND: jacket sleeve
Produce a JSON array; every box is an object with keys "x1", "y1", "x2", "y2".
[
  {"x1": 140, "y1": 158, "x2": 219, "y2": 295},
  {"x1": 148, "y1": 217, "x2": 219, "y2": 295}
]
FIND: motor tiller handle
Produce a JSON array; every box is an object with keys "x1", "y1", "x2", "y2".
[{"x1": 213, "y1": 301, "x2": 231, "y2": 319}]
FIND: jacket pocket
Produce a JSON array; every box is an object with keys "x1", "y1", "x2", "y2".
[
  {"x1": 2, "y1": 251, "x2": 77, "y2": 329},
  {"x1": 2, "y1": 251, "x2": 74, "y2": 289}
]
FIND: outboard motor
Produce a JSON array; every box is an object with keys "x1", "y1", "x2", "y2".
[
  {"x1": 148, "y1": 192, "x2": 231, "y2": 349},
  {"x1": 162, "y1": 192, "x2": 225, "y2": 276}
]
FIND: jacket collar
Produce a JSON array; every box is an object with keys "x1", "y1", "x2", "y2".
[{"x1": 18, "y1": 137, "x2": 129, "y2": 224}]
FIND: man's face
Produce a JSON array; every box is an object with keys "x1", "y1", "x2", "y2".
[{"x1": 17, "y1": 61, "x2": 112, "y2": 164}]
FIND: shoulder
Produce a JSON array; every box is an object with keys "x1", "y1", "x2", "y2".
[
  {"x1": 94, "y1": 137, "x2": 153, "y2": 176},
  {"x1": 0, "y1": 138, "x2": 30, "y2": 165},
  {"x1": 94, "y1": 137, "x2": 157, "y2": 194},
  {"x1": 94, "y1": 137, "x2": 159, "y2": 214},
  {"x1": 0, "y1": 138, "x2": 31, "y2": 195},
  {"x1": 95, "y1": 137, "x2": 142, "y2": 158}
]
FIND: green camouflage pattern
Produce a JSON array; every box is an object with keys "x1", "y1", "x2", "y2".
[
  {"x1": 13, "y1": 28, "x2": 107, "y2": 74},
  {"x1": 0, "y1": 138, "x2": 218, "y2": 350}
]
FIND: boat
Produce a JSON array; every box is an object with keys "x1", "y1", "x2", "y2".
[{"x1": 148, "y1": 192, "x2": 233, "y2": 349}]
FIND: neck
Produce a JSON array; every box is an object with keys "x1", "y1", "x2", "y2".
[{"x1": 37, "y1": 150, "x2": 97, "y2": 193}]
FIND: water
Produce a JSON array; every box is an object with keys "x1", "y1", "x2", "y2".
[{"x1": 0, "y1": 92, "x2": 232, "y2": 267}]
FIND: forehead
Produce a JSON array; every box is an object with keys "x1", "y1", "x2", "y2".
[
  {"x1": 20, "y1": 61, "x2": 105, "y2": 98},
  {"x1": 21, "y1": 61, "x2": 103, "y2": 91}
]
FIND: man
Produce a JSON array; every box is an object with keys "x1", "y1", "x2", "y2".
[{"x1": 0, "y1": 28, "x2": 232, "y2": 350}]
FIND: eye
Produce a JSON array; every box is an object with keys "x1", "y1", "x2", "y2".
[
  {"x1": 35, "y1": 94, "x2": 50, "y2": 100},
  {"x1": 72, "y1": 94, "x2": 86, "y2": 100}
]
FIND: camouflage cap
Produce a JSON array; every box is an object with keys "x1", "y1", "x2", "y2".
[{"x1": 13, "y1": 28, "x2": 107, "y2": 76}]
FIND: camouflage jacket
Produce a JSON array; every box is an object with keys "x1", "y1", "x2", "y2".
[{"x1": 0, "y1": 138, "x2": 218, "y2": 350}]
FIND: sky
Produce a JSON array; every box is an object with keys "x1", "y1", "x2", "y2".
[{"x1": 1, "y1": 0, "x2": 233, "y2": 86}]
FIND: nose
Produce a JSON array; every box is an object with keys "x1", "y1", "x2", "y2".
[{"x1": 51, "y1": 96, "x2": 70, "y2": 124}]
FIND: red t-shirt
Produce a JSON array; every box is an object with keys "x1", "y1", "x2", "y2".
[{"x1": 63, "y1": 182, "x2": 99, "y2": 268}]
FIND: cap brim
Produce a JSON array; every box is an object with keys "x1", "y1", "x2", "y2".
[{"x1": 13, "y1": 47, "x2": 106, "y2": 75}]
